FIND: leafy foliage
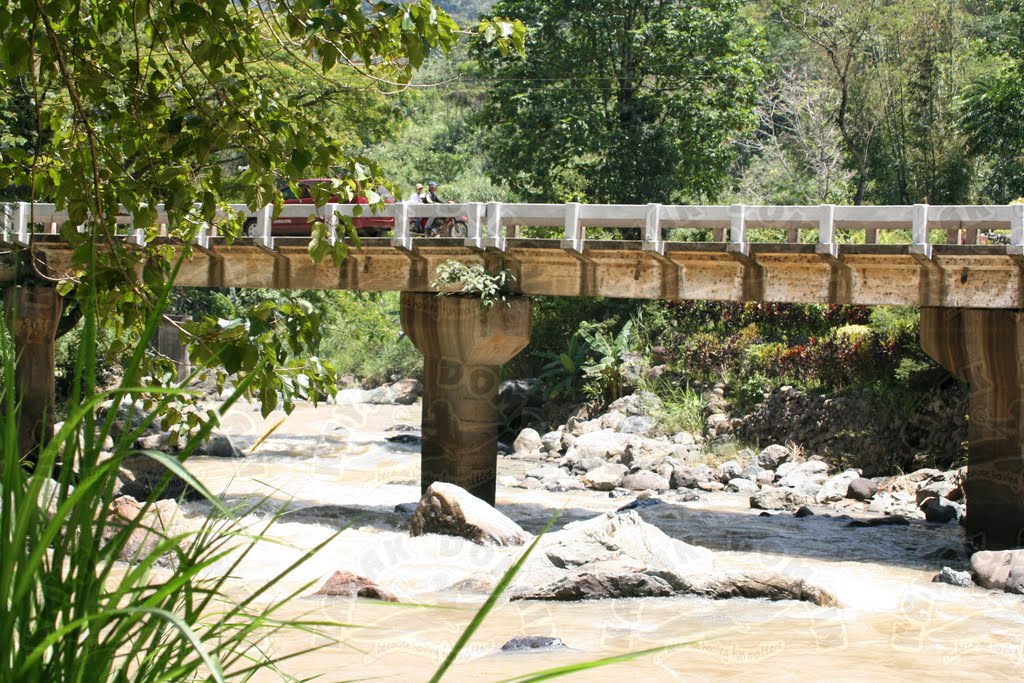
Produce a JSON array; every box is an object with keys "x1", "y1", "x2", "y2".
[
  {"x1": 431, "y1": 259, "x2": 516, "y2": 308},
  {"x1": 475, "y1": 0, "x2": 765, "y2": 204},
  {"x1": 0, "y1": 0, "x2": 523, "y2": 433}
]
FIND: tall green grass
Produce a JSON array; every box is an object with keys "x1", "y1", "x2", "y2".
[{"x1": 1, "y1": 255, "x2": 338, "y2": 682}]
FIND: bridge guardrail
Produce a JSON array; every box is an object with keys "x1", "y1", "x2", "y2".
[{"x1": 3, "y1": 201, "x2": 1023, "y2": 260}]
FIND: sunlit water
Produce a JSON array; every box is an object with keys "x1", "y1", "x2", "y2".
[{"x1": 178, "y1": 401, "x2": 1024, "y2": 681}]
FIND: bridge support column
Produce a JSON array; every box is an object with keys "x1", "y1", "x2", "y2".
[
  {"x1": 921, "y1": 308, "x2": 1024, "y2": 549},
  {"x1": 400, "y1": 292, "x2": 531, "y2": 506},
  {"x1": 4, "y1": 285, "x2": 62, "y2": 463}
]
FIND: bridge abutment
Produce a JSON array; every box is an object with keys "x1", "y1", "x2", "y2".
[
  {"x1": 400, "y1": 292, "x2": 531, "y2": 505},
  {"x1": 921, "y1": 307, "x2": 1024, "y2": 549},
  {"x1": 4, "y1": 284, "x2": 62, "y2": 463}
]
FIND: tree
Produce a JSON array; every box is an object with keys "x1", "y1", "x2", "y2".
[
  {"x1": 0, "y1": 1, "x2": 523, "y2": 421},
  {"x1": 475, "y1": 0, "x2": 765, "y2": 204},
  {"x1": 767, "y1": 0, "x2": 984, "y2": 205},
  {"x1": 960, "y1": 0, "x2": 1024, "y2": 203}
]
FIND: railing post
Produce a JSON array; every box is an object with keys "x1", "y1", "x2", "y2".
[
  {"x1": 11, "y1": 202, "x2": 30, "y2": 246},
  {"x1": 561, "y1": 202, "x2": 583, "y2": 253},
  {"x1": 485, "y1": 202, "x2": 505, "y2": 251},
  {"x1": 325, "y1": 202, "x2": 339, "y2": 246},
  {"x1": 465, "y1": 202, "x2": 484, "y2": 249},
  {"x1": 726, "y1": 203, "x2": 748, "y2": 257},
  {"x1": 391, "y1": 201, "x2": 411, "y2": 250},
  {"x1": 911, "y1": 203, "x2": 931, "y2": 259},
  {"x1": 1009, "y1": 204, "x2": 1024, "y2": 256},
  {"x1": 815, "y1": 204, "x2": 837, "y2": 259},
  {"x1": 643, "y1": 203, "x2": 663, "y2": 255},
  {"x1": 254, "y1": 203, "x2": 274, "y2": 249}
]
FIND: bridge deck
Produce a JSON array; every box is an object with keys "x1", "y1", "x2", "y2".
[{"x1": 3, "y1": 201, "x2": 1024, "y2": 308}]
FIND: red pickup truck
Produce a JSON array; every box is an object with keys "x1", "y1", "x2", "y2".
[{"x1": 245, "y1": 178, "x2": 396, "y2": 237}]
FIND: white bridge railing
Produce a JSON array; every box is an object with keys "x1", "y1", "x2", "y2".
[{"x1": 3, "y1": 201, "x2": 1024, "y2": 259}]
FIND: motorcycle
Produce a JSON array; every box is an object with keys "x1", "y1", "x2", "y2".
[{"x1": 410, "y1": 200, "x2": 468, "y2": 238}]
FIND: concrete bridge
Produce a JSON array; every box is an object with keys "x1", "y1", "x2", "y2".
[{"x1": 4, "y1": 200, "x2": 1024, "y2": 548}]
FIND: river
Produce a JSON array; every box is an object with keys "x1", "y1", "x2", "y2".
[{"x1": 180, "y1": 400, "x2": 1024, "y2": 681}]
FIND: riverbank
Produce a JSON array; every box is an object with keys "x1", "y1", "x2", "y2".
[{"x1": 165, "y1": 398, "x2": 1024, "y2": 681}]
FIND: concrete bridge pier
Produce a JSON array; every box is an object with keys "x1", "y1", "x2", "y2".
[
  {"x1": 921, "y1": 308, "x2": 1024, "y2": 549},
  {"x1": 400, "y1": 292, "x2": 532, "y2": 506},
  {"x1": 4, "y1": 284, "x2": 62, "y2": 463}
]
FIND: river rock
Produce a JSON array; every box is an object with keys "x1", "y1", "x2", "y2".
[
  {"x1": 366, "y1": 379, "x2": 422, "y2": 405},
  {"x1": 541, "y1": 430, "x2": 563, "y2": 452},
  {"x1": 102, "y1": 495, "x2": 188, "y2": 567},
  {"x1": 409, "y1": 483, "x2": 530, "y2": 547},
  {"x1": 756, "y1": 444, "x2": 791, "y2": 469},
  {"x1": 794, "y1": 505, "x2": 815, "y2": 518},
  {"x1": 607, "y1": 391, "x2": 663, "y2": 417},
  {"x1": 847, "y1": 515, "x2": 910, "y2": 527},
  {"x1": 511, "y1": 510, "x2": 713, "y2": 593},
  {"x1": 970, "y1": 550, "x2": 1024, "y2": 593},
  {"x1": 756, "y1": 470, "x2": 776, "y2": 485},
  {"x1": 115, "y1": 453, "x2": 199, "y2": 501},
  {"x1": 582, "y1": 463, "x2": 628, "y2": 491},
  {"x1": 816, "y1": 469, "x2": 861, "y2": 504},
  {"x1": 198, "y1": 432, "x2": 243, "y2": 458},
  {"x1": 619, "y1": 415, "x2": 658, "y2": 435},
  {"x1": 673, "y1": 431, "x2": 697, "y2": 446},
  {"x1": 688, "y1": 572, "x2": 840, "y2": 607},
  {"x1": 932, "y1": 567, "x2": 974, "y2": 588},
  {"x1": 726, "y1": 478, "x2": 758, "y2": 494},
  {"x1": 622, "y1": 437, "x2": 675, "y2": 470},
  {"x1": 714, "y1": 460, "x2": 743, "y2": 483},
  {"x1": 671, "y1": 465, "x2": 712, "y2": 489},
  {"x1": 514, "y1": 428, "x2": 543, "y2": 454},
  {"x1": 847, "y1": 477, "x2": 878, "y2": 501},
  {"x1": 920, "y1": 496, "x2": 961, "y2": 523},
  {"x1": 916, "y1": 471, "x2": 965, "y2": 504},
  {"x1": 777, "y1": 460, "x2": 829, "y2": 490},
  {"x1": 513, "y1": 568, "x2": 838, "y2": 607},
  {"x1": 571, "y1": 429, "x2": 633, "y2": 462},
  {"x1": 621, "y1": 471, "x2": 669, "y2": 491},
  {"x1": 312, "y1": 570, "x2": 399, "y2": 602},
  {"x1": 500, "y1": 636, "x2": 567, "y2": 652},
  {"x1": 749, "y1": 489, "x2": 811, "y2": 511},
  {"x1": 38, "y1": 478, "x2": 71, "y2": 521}
]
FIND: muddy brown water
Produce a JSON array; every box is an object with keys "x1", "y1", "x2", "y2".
[{"x1": 178, "y1": 401, "x2": 1024, "y2": 681}]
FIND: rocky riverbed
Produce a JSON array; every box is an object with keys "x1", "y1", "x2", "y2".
[{"x1": 83, "y1": 385, "x2": 1024, "y2": 680}]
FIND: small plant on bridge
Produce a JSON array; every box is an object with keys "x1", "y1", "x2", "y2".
[{"x1": 431, "y1": 260, "x2": 516, "y2": 309}]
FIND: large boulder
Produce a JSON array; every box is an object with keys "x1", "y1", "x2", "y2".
[
  {"x1": 311, "y1": 571, "x2": 399, "y2": 602},
  {"x1": 749, "y1": 488, "x2": 812, "y2": 511},
  {"x1": 920, "y1": 496, "x2": 962, "y2": 524},
  {"x1": 620, "y1": 471, "x2": 670, "y2": 492},
  {"x1": 847, "y1": 477, "x2": 878, "y2": 501},
  {"x1": 516, "y1": 511, "x2": 713, "y2": 588},
  {"x1": 671, "y1": 465, "x2": 713, "y2": 489},
  {"x1": 513, "y1": 428, "x2": 544, "y2": 455},
  {"x1": 511, "y1": 570, "x2": 837, "y2": 606},
  {"x1": 970, "y1": 550, "x2": 1024, "y2": 594},
  {"x1": 409, "y1": 483, "x2": 530, "y2": 547},
  {"x1": 581, "y1": 463, "x2": 628, "y2": 491},
  {"x1": 571, "y1": 429, "x2": 633, "y2": 462},
  {"x1": 756, "y1": 444, "x2": 791, "y2": 469}
]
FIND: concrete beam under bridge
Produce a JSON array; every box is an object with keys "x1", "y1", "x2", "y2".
[
  {"x1": 399, "y1": 292, "x2": 531, "y2": 505},
  {"x1": 921, "y1": 308, "x2": 1024, "y2": 549}
]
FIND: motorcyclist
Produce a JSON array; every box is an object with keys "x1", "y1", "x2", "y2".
[{"x1": 424, "y1": 180, "x2": 442, "y2": 205}]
